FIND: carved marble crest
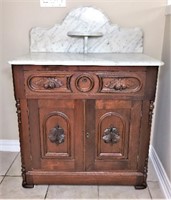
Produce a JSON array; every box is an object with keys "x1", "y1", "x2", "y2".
[{"x1": 30, "y1": 7, "x2": 143, "y2": 53}]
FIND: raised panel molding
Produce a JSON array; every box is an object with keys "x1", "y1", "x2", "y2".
[
  {"x1": 103, "y1": 77, "x2": 141, "y2": 92},
  {"x1": 42, "y1": 111, "x2": 72, "y2": 158},
  {"x1": 97, "y1": 72, "x2": 145, "y2": 95},
  {"x1": 97, "y1": 111, "x2": 127, "y2": 159},
  {"x1": 25, "y1": 72, "x2": 72, "y2": 93}
]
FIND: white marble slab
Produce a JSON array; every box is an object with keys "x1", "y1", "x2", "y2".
[
  {"x1": 30, "y1": 7, "x2": 143, "y2": 53},
  {"x1": 9, "y1": 53, "x2": 164, "y2": 66}
]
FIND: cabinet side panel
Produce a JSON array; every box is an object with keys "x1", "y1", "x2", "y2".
[
  {"x1": 144, "y1": 67, "x2": 158, "y2": 100},
  {"x1": 12, "y1": 65, "x2": 25, "y2": 99},
  {"x1": 137, "y1": 100, "x2": 151, "y2": 186},
  {"x1": 19, "y1": 99, "x2": 33, "y2": 186}
]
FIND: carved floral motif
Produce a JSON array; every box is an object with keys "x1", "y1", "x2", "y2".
[
  {"x1": 29, "y1": 76, "x2": 63, "y2": 90},
  {"x1": 102, "y1": 125, "x2": 120, "y2": 144},
  {"x1": 48, "y1": 125, "x2": 65, "y2": 145},
  {"x1": 105, "y1": 78, "x2": 128, "y2": 91},
  {"x1": 102, "y1": 76, "x2": 142, "y2": 93},
  {"x1": 43, "y1": 78, "x2": 63, "y2": 89}
]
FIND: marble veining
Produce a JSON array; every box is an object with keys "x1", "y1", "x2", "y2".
[
  {"x1": 9, "y1": 53, "x2": 164, "y2": 66},
  {"x1": 30, "y1": 7, "x2": 143, "y2": 53}
]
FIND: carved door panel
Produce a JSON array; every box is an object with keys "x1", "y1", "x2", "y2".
[
  {"x1": 85, "y1": 99, "x2": 142, "y2": 171},
  {"x1": 28, "y1": 99, "x2": 84, "y2": 172}
]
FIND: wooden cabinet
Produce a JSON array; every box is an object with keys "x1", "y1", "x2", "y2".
[{"x1": 12, "y1": 65, "x2": 158, "y2": 188}]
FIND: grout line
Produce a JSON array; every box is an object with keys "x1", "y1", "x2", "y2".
[
  {"x1": 147, "y1": 184, "x2": 153, "y2": 199},
  {"x1": 4, "y1": 152, "x2": 19, "y2": 176},
  {"x1": 0, "y1": 176, "x2": 5, "y2": 184},
  {"x1": 5, "y1": 175, "x2": 21, "y2": 177},
  {"x1": 147, "y1": 180, "x2": 160, "y2": 183},
  {"x1": 0, "y1": 177, "x2": 5, "y2": 185},
  {"x1": 98, "y1": 185, "x2": 100, "y2": 199},
  {"x1": 44, "y1": 185, "x2": 49, "y2": 199},
  {"x1": 0, "y1": 152, "x2": 19, "y2": 184}
]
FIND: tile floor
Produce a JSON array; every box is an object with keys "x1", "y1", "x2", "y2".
[{"x1": 0, "y1": 151, "x2": 165, "y2": 199}]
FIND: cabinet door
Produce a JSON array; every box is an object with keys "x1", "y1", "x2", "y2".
[
  {"x1": 85, "y1": 100, "x2": 142, "y2": 171},
  {"x1": 28, "y1": 99, "x2": 84, "y2": 171}
]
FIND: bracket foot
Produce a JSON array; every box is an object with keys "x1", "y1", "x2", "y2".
[
  {"x1": 134, "y1": 183, "x2": 147, "y2": 190},
  {"x1": 22, "y1": 182, "x2": 34, "y2": 188}
]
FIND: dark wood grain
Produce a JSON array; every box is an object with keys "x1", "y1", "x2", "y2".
[{"x1": 12, "y1": 64, "x2": 159, "y2": 188}]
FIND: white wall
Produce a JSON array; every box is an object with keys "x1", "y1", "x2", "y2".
[
  {"x1": 152, "y1": 8, "x2": 171, "y2": 181},
  {"x1": 0, "y1": 0, "x2": 3, "y2": 134},
  {"x1": 0, "y1": 0, "x2": 2, "y2": 61}
]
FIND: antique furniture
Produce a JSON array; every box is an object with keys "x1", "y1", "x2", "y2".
[{"x1": 10, "y1": 7, "x2": 163, "y2": 188}]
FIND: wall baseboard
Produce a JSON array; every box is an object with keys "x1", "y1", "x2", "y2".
[
  {"x1": 150, "y1": 145, "x2": 171, "y2": 199},
  {"x1": 0, "y1": 140, "x2": 20, "y2": 152}
]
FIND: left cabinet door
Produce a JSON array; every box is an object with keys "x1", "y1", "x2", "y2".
[{"x1": 28, "y1": 99, "x2": 84, "y2": 172}]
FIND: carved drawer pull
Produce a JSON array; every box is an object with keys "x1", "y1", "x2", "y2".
[
  {"x1": 113, "y1": 84, "x2": 127, "y2": 91},
  {"x1": 105, "y1": 78, "x2": 128, "y2": 91},
  {"x1": 43, "y1": 78, "x2": 63, "y2": 89},
  {"x1": 102, "y1": 126, "x2": 120, "y2": 144},
  {"x1": 48, "y1": 125, "x2": 65, "y2": 144}
]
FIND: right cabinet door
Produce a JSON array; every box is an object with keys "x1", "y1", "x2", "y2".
[{"x1": 85, "y1": 99, "x2": 142, "y2": 171}]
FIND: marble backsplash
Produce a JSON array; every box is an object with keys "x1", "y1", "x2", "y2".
[{"x1": 30, "y1": 7, "x2": 143, "y2": 53}]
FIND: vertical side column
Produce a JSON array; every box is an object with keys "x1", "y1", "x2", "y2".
[{"x1": 12, "y1": 65, "x2": 34, "y2": 188}]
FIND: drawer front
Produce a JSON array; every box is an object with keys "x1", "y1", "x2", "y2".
[
  {"x1": 98, "y1": 72, "x2": 146, "y2": 95},
  {"x1": 24, "y1": 71, "x2": 146, "y2": 98},
  {"x1": 25, "y1": 72, "x2": 72, "y2": 95}
]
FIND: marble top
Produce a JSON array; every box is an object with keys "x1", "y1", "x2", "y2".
[{"x1": 9, "y1": 53, "x2": 164, "y2": 66}]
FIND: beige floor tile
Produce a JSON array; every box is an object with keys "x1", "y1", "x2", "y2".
[
  {"x1": 46, "y1": 185, "x2": 98, "y2": 199},
  {"x1": 0, "y1": 151, "x2": 18, "y2": 175},
  {"x1": 0, "y1": 177, "x2": 48, "y2": 199},
  {"x1": 7, "y1": 153, "x2": 21, "y2": 176},
  {"x1": 148, "y1": 181, "x2": 165, "y2": 199},
  {"x1": 99, "y1": 185, "x2": 151, "y2": 199},
  {"x1": 147, "y1": 159, "x2": 159, "y2": 182}
]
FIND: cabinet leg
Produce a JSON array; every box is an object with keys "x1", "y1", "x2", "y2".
[
  {"x1": 22, "y1": 181, "x2": 34, "y2": 188},
  {"x1": 134, "y1": 183, "x2": 147, "y2": 190}
]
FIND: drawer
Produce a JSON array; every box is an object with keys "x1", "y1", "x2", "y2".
[
  {"x1": 24, "y1": 72, "x2": 72, "y2": 95},
  {"x1": 97, "y1": 72, "x2": 146, "y2": 95},
  {"x1": 24, "y1": 71, "x2": 146, "y2": 98}
]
